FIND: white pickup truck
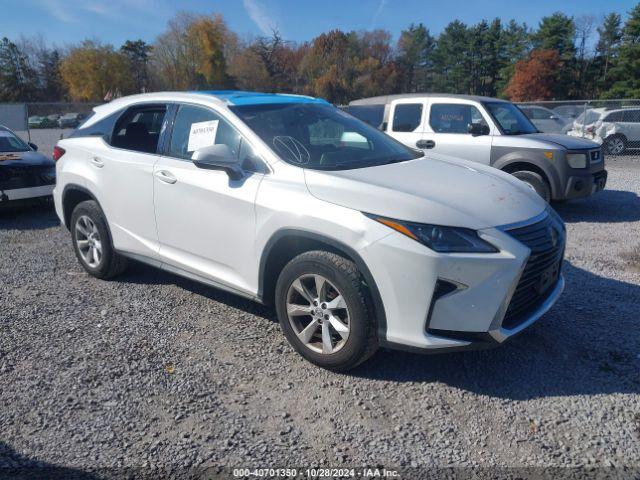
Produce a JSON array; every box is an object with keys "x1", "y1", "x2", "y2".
[{"x1": 346, "y1": 94, "x2": 607, "y2": 203}]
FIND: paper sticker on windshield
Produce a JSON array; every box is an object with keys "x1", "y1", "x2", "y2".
[{"x1": 187, "y1": 120, "x2": 219, "y2": 152}]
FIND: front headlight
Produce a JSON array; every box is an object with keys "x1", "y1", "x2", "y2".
[
  {"x1": 567, "y1": 153, "x2": 587, "y2": 168},
  {"x1": 366, "y1": 214, "x2": 498, "y2": 253}
]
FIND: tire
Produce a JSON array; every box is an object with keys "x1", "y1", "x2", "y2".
[
  {"x1": 604, "y1": 135, "x2": 627, "y2": 156},
  {"x1": 511, "y1": 170, "x2": 551, "y2": 203},
  {"x1": 275, "y1": 250, "x2": 378, "y2": 371},
  {"x1": 70, "y1": 200, "x2": 127, "y2": 279}
]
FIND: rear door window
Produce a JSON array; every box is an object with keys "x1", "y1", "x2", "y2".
[
  {"x1": 622, "y1": 110, "x2": 640, "y2": 123},
  {"x1": 392, "y1": 103, "x2": 423, "y2": 132},
  {"x1": 111, "y1": 105, "x2": 167, "y2": 154}
]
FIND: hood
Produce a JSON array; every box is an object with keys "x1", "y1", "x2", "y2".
[
  {"x1": 523, "y1": 133, "x2": 601, "y2": 150},
  {"x1": 304, "y1": 156, "x2": 546, "y2": 230},
  {"x1": 0, "y1": 150, "x2": 54, "y2": 167}
]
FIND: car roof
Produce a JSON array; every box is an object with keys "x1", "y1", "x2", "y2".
[
  {"x1": 88, "y1": 91, "x2": 330, "y2": 121},
  {"x1": 192, "y1": 90, "x2": 330, "y2": 106},
  {"x1": 349, "y1": 93, "x2": 510, "y2": 106}
]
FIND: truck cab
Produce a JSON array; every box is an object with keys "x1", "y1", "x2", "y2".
[{"x1": 346, "y1": 94, "x2": 608, "y2": 202}]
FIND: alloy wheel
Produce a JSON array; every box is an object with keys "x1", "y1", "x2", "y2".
[
  {"x1": 285, "y1": 274, "x2": 350, "y2": 354},
  {"x1": 607, "y1": 137, "x2": 625, "y2": 155},
  {"x1": 75, "y1": 215, "x2": 103, "y2": 268}
]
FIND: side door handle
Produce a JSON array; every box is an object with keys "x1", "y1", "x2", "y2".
[
  {"x1": 416, "y1": 140, "x2": 435, "y2": 149},
  {"x1": 154, "y1": 170, "x2": 177, "y2": 184},
  {"x1": 90, "y1": 157, "x2": 104, "y2": 168}
]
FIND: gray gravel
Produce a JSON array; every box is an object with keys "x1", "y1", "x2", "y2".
[{"x1": 0, "y1": 158, "x2": 639, "y2": 477}]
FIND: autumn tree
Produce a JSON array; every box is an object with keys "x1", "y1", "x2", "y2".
[
  {"x1": 504, "y1": 49, "x2": 562, "y2": 101},
  {"x1": 60, "y1": 40, "x2": 132, "y2": 101},
  {"x1": 152, "y1": 13, "x2": 234, "y2": 90}
]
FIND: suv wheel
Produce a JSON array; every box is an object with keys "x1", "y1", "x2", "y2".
[
  {"x1": 511, "y1": 170, "x2": 551, "y2": 203},
  {"x1": 275, "y1": 251, "x2": 378, "y2": 371},
  {"x1": 604, "y1": 135, "x2": 626, "y2": 156},
  {"x1": 70, "y1": 200, "x2": 127, "y2": 279}
]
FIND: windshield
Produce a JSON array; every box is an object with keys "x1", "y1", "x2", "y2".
[
  {"x1": 575, "y1": 109, "x2": 602, "y2": 125},
  {"x1": 484, "y1": 102, "x2": 538, "y2": 135},
  {"x1": 229, "y1": 103, "x2": 422, "y2": 170},
  {"x1": 0, "y1": 129, "x2": 30, "y2": 152}
]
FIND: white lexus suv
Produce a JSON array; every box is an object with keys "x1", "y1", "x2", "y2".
[{"x1": 53, "y1": 91, "x2": 566, "y2": 371}]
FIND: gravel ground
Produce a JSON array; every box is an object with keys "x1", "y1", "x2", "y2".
[{"x1": 0, "y1": 157, "x2": 639, "y2": 478}]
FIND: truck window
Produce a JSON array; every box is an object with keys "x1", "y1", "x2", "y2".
[
  {"x1": 392, "y1": 104, "x2": 423, "y2": 132},
  {"x1": 430, "y1": 104, "x2": 487, "y2": 134}
]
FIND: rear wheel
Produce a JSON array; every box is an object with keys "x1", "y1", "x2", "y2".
[
  {"x1": 511, "y1": 170, "x2": 551, "y2": 203},
  {"x1": 604, "y1": 135, "x2": 626, "y2": 156},
  {"x1": 275, "y1": 251, "x2": 378, "y2": 371},
  {"x1": 70, "y1": 200, "x2": 127, "y2": 279}
]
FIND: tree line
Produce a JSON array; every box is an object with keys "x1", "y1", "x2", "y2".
[{"x1": 1, "y1": 4, "x2": 639, "y2": 104}]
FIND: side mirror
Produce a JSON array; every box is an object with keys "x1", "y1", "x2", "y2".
[
  {"x1": 191, "y1": 144, "x2": 243, "y2": 180},
  {"x1": 468, "y1": 123, "x2": 490, "y2": 136},
  {"x1": 381, "y1": 122, "x2": 388, "y2": 131},
  {"x1": 28, "y1": 142, "x2": 38, "y2": 151}
]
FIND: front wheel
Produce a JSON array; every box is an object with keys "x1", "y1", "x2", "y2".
[
  {"x1": 511, "y1": 170, "x2": 551, "y2": 203},
  {"x1": 275, "y1": 251, "x2": 378, "y2": 371}
]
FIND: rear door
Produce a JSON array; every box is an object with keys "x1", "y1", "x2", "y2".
[
  {"x1": 422, "y1": 100, "x2": 494, "y2": 164},
  {"x1": 622, "y1": 109, "x2": 640, "y2": 145},
  {"x1": 88, "y1": 103, "x2": 167, "y2": 259},
  {"x1": 387, "y1": 100, "x2": 426, "y2": 149}
]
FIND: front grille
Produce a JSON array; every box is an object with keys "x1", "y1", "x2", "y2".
[
  {"x1": 503, "y1": 214, "x2": 565, "y2": 329},
  {"x1": 0, "y1": 165, "x2": 55, "y2": 190}
]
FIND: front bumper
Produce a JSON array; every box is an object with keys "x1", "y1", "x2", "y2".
[
  {"x1": 563, "y1": 169, "x2": 607, "y2": 199},
  {"x1": 361, "y1": 210, "x2": 565, "y2": 353}
]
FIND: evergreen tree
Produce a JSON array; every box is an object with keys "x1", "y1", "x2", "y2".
[
  {"x1": 0, "y1": 37, "x2": 37, "y2": 101},
  {"x1": 595, "y1": 12, "x2": 622, "y2": 94},
  {"x1": 605, "y1": 3, "x2": 640, "y2": 98},
  {"x1": 396, "y1": 23, "x2": 435, "y2": 92},
  {"x1": 121, "y1": 40, "x2": 152, "y2": 93}
]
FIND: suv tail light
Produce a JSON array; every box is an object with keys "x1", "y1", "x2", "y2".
[
  {"x1": 585, "y1": 126, "x2": 595, "y2": 135},
  {"x1": 52, "y1": 146, "x2": 66, "y2": 162}
]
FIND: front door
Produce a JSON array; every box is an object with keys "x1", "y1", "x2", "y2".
[
  {"x1": 422, "y1": 102, "x2": 493, "y2": 165},
  {"x1": 153, "y1": 103, "x2": 264, "y2": 294}
]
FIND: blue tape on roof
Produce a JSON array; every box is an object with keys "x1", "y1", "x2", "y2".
[{"x1": 191, "y1": 90, "x2": 330, "y2": 106}]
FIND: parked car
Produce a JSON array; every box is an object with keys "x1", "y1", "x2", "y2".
[
  {"x1": 45, "y1": 114, "x2": 61, "y2": 127},
  {"x1": 58, "y1": 112, "x2": 86, "y2": 129},
  {"x1": 553, "y1": 105, "x2": 585, "y2": 120},
  {"x1": 28, "y1": 115, "x2": 45, "y2": 129},
  {"x1": 518, "y1": 105, "x2": 572, "y2": 134},
  {"x1": 0, "y1": 125, "x2": 56, "y2": 203},
  {"x1": 53, "y1": 91, "x2": 565, "y2": 370},
  {"x1": 346, "y1": 94, "x2": 607, "y2": 203},
  {"x1": 567, "y1": 107, "x2": 640, "y2": 155}
]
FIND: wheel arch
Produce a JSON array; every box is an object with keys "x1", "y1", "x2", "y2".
[
  {"x1": 496, "y1": 158, "x2": 558, "y2": 198},
  {"x1": 61, "y1": 184, "x2": 102, "y2": 229},
  {"x1": 258, "y1": 229, "x2": 387, "y2": 341}
]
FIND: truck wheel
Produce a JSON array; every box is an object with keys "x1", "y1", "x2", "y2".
[
  {"x1": 511, "y1": 170, "x2": 551, "y2": 203},
  {"x1": 275, "y1": 250, "x2": 378, "y2": 371},
  {"x1": 604, "y1": 135, "x2": 626, "y2": 156}
]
